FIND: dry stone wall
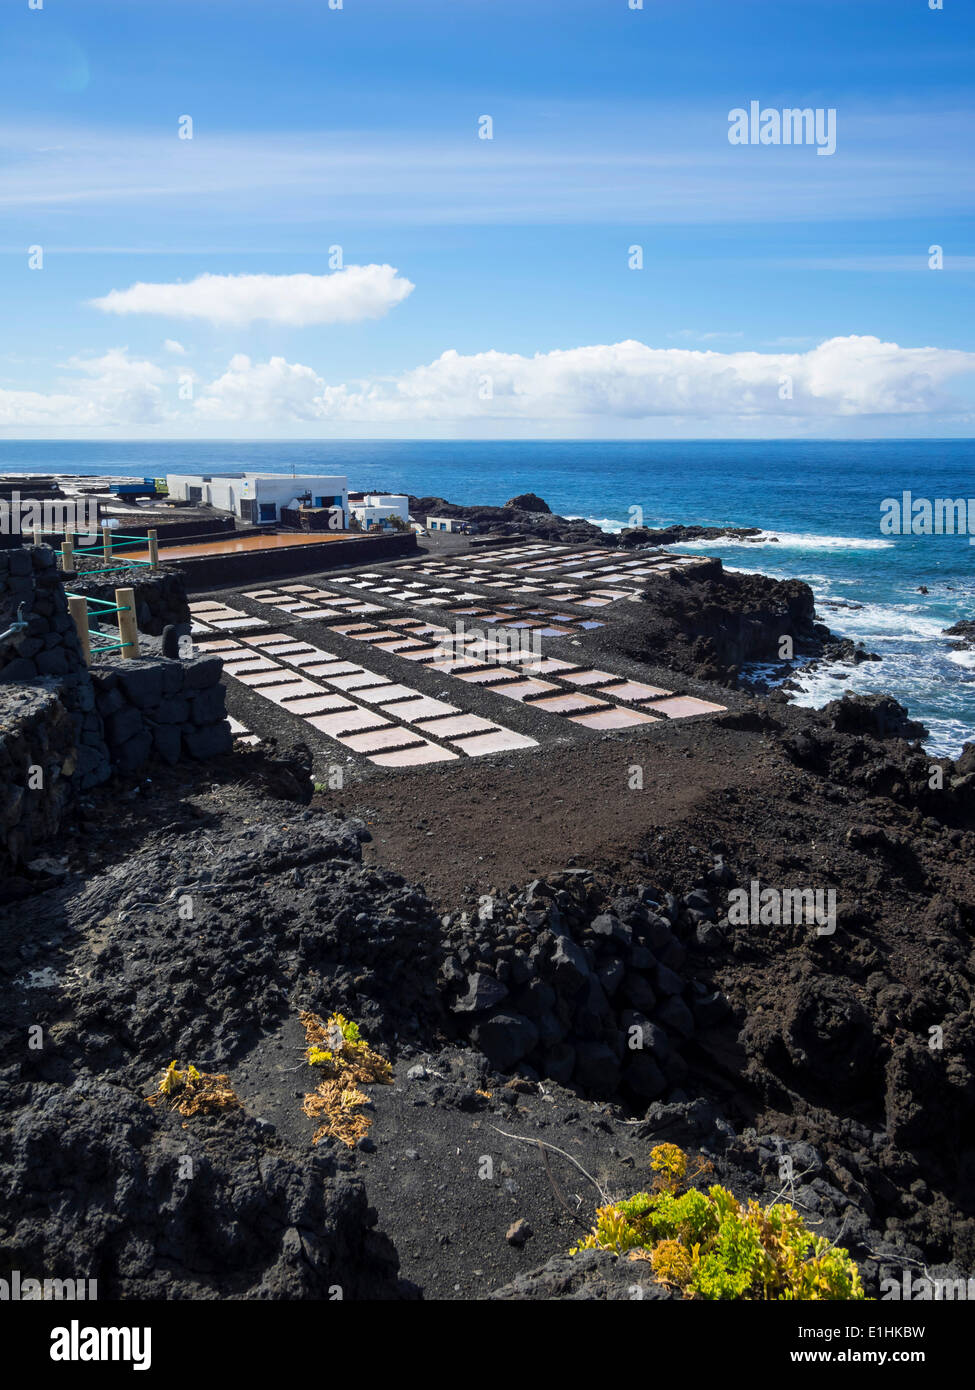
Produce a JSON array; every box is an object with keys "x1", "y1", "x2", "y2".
[
  {"x1": 0, "y1": 545, "x2": 231, "y2": 875},
  {"x1": 0, "y1": 682, "x2": 77, "y2": 876},
  {"x1": 0, "y1": 545, "x2": 86, "y2": 682},
  {"x1": 91, "y1": 655, "x2": 230, "y2": 775},
  {"x1": 66, "y1": 568, "x2": 191, "y2": 636}
]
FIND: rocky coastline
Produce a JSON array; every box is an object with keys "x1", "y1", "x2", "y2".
[
  {"x1": 409, "y1": 492, "x2": 770, "y2": 553},
  {"x1": 413, "y1": 492, "x2": 881, "y2": 689}
]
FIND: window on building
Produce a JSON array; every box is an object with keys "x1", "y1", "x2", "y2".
[{"x1": 259, "y1": 502, "x2": 277, "y2": 522}]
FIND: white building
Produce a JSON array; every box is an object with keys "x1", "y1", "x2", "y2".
[
  {"x1": 349, "y1": 493, "x2": 410, "y2": 531},
  {"x1": 426, "y1": 515, "x2": 469, "y2": 533},
  {"x1": 165, "y1": 473, "x2": 348, "y2": 526}
]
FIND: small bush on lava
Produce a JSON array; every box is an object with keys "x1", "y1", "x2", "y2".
[{"x1": 572, "y1": 1144, "x2": 866, "y2": 1301}]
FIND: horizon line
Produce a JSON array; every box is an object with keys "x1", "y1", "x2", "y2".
[{"x1": 0, "y1": 437, "x2": 973, "y2": 447}]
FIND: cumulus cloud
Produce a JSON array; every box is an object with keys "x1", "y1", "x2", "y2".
[
  {"x1": 193, "y1": 354, "x2": 329, "y2": 421},
  {"x1": 1, "y1": 335, "x2": 972, "y2": 434},
  {"x1": 89, "y1": 265, "x2": 414, "y2": 327},
  {"x1": 66, "y1": 348, "x2": 168, "y2": 422},
  {"x1": 0, "y1": 349, "x2": 167, "y2": 427},
  {"x1": 163, "y1": 338, "x2": 187, "y2": 355},
  {"x1": 190, "y1": 335, "x2": 975, "y2": 423},
  {"x1": 0, "y1": 385, "x2": 99, "y2": 429}
]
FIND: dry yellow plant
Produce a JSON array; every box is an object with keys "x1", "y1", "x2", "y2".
[
  {"x1": 298, "y1": 1009, "x2": 392, "y2": 1146},
  {"x1": 145, "y1": 1060, "x2": 241, "y2": 1117}
]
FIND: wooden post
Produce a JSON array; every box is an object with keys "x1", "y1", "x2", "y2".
[
  {"x1": 114, "y1": 587, "x2": 140, "y2": 659},
  {"x1": 147, "y1": 529, "x2": 159, "y2": 567},
  {"x1": 68, "y1": 596, "x2": 91, "y2": 666},
  {"x1": 60, "y1": 538, "x2": 74, "y2": 570},
  {"x1": 102, "y1": 524, "x2": 112, "y2": 561}
]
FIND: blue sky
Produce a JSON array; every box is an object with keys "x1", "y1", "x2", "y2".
[{"x1": 1, "y1": 0, "x2": 973, "y2": 439}]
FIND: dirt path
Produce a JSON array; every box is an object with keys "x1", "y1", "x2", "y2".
[{"x1": 328, "y1": 722, "x2": 769, "y2": 908}]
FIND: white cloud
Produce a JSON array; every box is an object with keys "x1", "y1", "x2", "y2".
[
  {"x1": 193, "y1": 354, "x2": 329, "y2": 421},
  {"x1": 0, "y1": 385, "x2": 99, "y2": 428},
  {"x1": 66, "y1": 348, "x2": 168, "y2": 421},
  {"x1": 0, "y1": 348, "x2": 166, "y2": 427},
  {"x1": 89, "y1": 265, "x2": 414, "y2": 327},
  {"x1": 190, "y1": 335, "x2": 975, "y2": 423},
  {"x1": 1, "y1": 335, "x2": 972, "y2": 435},
  {"x1": 163, "y1": 338, "x2": 187, "y2": 355}
]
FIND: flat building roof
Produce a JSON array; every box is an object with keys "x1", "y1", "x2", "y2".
[{"x1": 167, "y1": 471, "x2": 346, "y2": 480}]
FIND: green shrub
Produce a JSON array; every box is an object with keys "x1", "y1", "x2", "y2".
[{"x1": 572, "y1": 1144, "x2": 866, "y2": 1300}]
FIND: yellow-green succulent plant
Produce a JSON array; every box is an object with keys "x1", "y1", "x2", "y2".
[{"x1": 571, "y1": 1144, "x2": 866, "y2": 1300}]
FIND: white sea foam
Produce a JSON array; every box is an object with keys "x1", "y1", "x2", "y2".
[
  {"x1": 571, "y1": 517, "x2": 894, "y2": 552},
  {"x1": 789, "y1": 667, "x2": 862, "y2": 706},
  {"x1": 671, "y1": 529, "x2": 894, "y2": 551},
  {"x1": 568, "y1": 514, "x2": 627, "y2": 533},
  {"x1": 740, "y1": 656, "x2": 815, "y2": 689},
  {"x1": 919, "y1": 716, "x2": 975, "y2": 758},
  {"x1": 787, "y1": 646, "x2": 975, "y2": 754},
  {"x1": 822, "y1": 601, "x2": 949, "y2": 643},
  {"x1": 948, "y1": 647, "x2": 975, "y2": 670}
]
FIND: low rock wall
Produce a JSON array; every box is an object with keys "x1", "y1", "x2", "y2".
[
  {"x1": 66, "y1": 568, "x2": 190, "y2": 636},
  {"x1": 0, "y1": 545, "x2": 232, "y2": 871}
]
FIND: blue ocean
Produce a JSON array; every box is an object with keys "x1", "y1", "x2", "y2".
[{"x1": 2, "y1": 439, "x2": 972, "y2": 756}]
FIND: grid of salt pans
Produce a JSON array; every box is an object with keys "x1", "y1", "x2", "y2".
[
  {"x1": 192, "y1": 564, "x2": 727, "y2": 763},
  {"x1": 187, "y1": 599, "x2": 269, "y2": 633},
  {"x1": 292, "y1": 613, "x2": 727, "y2": 730},
  {"x1": 406, "y1": 540, "x2": 713, "y2": 593},
  {"x1": 238, "y1": 585, "x2": 386, "y2": 619},
  {"x1": 240, "y1": 580, "x2": 605, "y2": 634},
  {"x1": 392, "y1": 556, "x2": 633, "y2": 605},
  {"x1": 195, "y1": 633, "x2": 538, "y2": 765}
]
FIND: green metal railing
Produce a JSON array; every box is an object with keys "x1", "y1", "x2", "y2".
[
  {"x1": 63, "y1": 588, "x2": 140, "y2": 663},
  {"x1": 59, "y1": 528, "x2": 159, "y2": 574}
]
